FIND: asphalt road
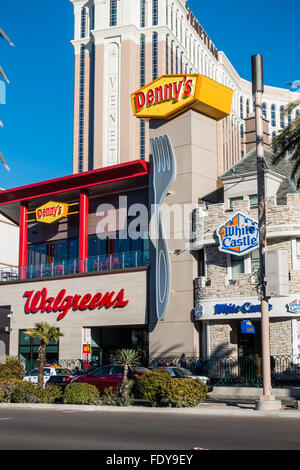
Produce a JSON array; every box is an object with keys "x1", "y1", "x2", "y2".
[{"x1": 0, "y1": 407, "x2": 300, "y2": 451}]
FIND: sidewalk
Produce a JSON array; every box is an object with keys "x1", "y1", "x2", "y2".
[{"x1": 208, "y1": 385, "x2": 300, "y2": 403}]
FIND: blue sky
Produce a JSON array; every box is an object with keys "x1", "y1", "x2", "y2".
[{"x1": 0, "y1": 0, "x2": 299, "y2": 189}]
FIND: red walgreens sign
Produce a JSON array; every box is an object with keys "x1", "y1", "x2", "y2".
[{"x1": 23, "y1": 287, "x2": 129, "y2": 321}]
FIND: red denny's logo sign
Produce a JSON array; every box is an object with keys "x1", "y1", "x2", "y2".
[{"x1": 23, "y1": 288, "x2": 129, "y2": 321}]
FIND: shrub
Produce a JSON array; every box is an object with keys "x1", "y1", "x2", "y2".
[
  {"x1": 166, "y1": 378, "x2": 208, "y2": 408},
  {"x1": 101, "y1": 381, "x2": 135, "y2": 406},
  {"x1": 0, "y1": 379, "x2": 62, "y2": 403},
  {"x1": 0, "y1": 357, "x2": 24, "y2": 379},
  {"x1": 63, "y1": 383, "x2": 100, "y2": 405},
  {"x1": 0, "y1": 379, "x2": 23, "y2": 402},
  {"x1": 11, "y1": 381, "x2": 63, "y2": 404},
  {"x1": 136, "y1": 369, "x2": 172, "y2": 407}
]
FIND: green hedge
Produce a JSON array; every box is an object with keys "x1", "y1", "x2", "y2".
[
  {"x1": 63, "y1": 383, "x2": 100, "y2": 405},
  {"x1": 136, "y1": 370, "x2": 208, "y2": 407},
  {"x1": 0, "y1": 358, "x2": 24, "y2": 380}
]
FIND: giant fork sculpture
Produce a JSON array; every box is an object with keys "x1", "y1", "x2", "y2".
[{"x1": 150, "y1": 135, "x2": 177, "y2": 321}]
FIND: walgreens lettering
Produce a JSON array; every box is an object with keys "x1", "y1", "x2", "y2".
[
  {"x1": 134, "y1": 77, "x2": 194, "y2": 112},
  {"x1": 23, "y1": 287, "x2": 129, "y2": 321}
]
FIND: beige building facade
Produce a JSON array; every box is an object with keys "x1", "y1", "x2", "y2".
[{"x1": 70, "y1": 0, "x2": 300, "y2": 176}]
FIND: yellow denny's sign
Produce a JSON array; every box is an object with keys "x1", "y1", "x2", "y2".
[
  {"x1": 35, "y1": 201, "x2": 69, "y2": 224},
  {"x1": 131, "y1": 74, "x2": 233, "y2": 121}
]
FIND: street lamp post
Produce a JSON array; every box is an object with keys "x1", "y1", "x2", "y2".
[{"x1": 251, "y1": 55, "x2": 281, "y2": 411}]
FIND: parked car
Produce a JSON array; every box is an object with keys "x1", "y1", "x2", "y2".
[
  {"x1": 71, "y1": 364, "x2": 149, "y2": 393},
  {"x1": 150, "y1": 365, "x2": 213, "y2": 392},
  {"x1": 23, "y1": 367, "x2": 73, "y2": 386},
  {"x1": 45, "y1": 371, "x2": 74, "y2": 390}
]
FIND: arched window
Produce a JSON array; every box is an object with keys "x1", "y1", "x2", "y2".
[
  {"x1": 153, "y1": 0, "x2": 158, "y2": 26},
  {"x1": 180, "y1": 52, "x2": 183, "y2": 74},
  {"x1": 110, "y1": 0, "x2": 117, "y2": 26},
  {"x1": 152, "y1": 32, "x2": 158, "y2": 79},
  {"x1": 271, "y1": 104, "x2": 276, "y2": 127},
  {"x1": 175, "y1": 46, "x2": 179, "y2": 74}
]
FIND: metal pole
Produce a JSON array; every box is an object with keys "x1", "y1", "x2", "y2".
[{"x1": 252, "y1": 55, "x2": 277, "y2": 406}]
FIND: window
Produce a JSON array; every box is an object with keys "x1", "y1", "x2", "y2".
[
  {"x1": 271, "y1": 104, "x2": 276, "y2": 127},
  {"x1": 152, "y1": 32, "x2": 158, "y2": 80},
  {"x1": 80, "y1": 7, "x2": 87, "y2": 38},
  {"x1": 246, "y1": 99, "x2": 250, "y2": 117},
  {"x1": 280, "y1": 106, "x2": 285, "y2": 128},
  {"x1": 250, "y1": 249, "x2": 260, "y2": 279},
  {"x1": 166, "y1": 35, "x2": 169, "y2": 74},
  {"x1": 19, "y1": 330, "x2": 59, "y2": 372},
  {"x1": 110, "y1": 0, "x2": 117, "y2": 27},
  {"x1": 262, "y1": 102, "x2": 267, "y2": 119},
  {"x1": 229, "y1": 196, "x2": 243, "y2": 210},
  {"x1": 240, "y1": 97, "x2": 244, "y2": 119},
  {"x1": 140, "y1": 0, "x2": 146, "y2": 28},
  {"x1": 78, "y1": 45, "x2": 86, "y2": 172},
  {"x1": 152, "y1": 0, "x2": 158, "y2": 26},
  {"x1": 294, "y1": 239, "x2": 300, "y2": 270},
  {"x1": 231, "y1": 255, "x2": 245, "y2": 280},
  {"x1": 249, "y1": 194, "x2": 258, "y2": 209}
]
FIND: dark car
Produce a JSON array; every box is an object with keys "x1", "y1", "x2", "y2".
[
  {"x1": 71, "y1": 364, "x2": 149, "y2": 393},
  {"x1": 150, "y1": 365, "x2": 213, "y2": 393},
  {"x1": 45, "y1": 368, "x2": 74, "y2": 390}
]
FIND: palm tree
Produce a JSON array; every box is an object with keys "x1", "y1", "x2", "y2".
[
  {"x1": 25, "y1": 322, "x2": 64, "y2": 387},
  {"x1": 272, "y1": 100, "x2": 300, "y2": 187},
  {"x1": 114, "y1": 349, "x2": 140, "y2": 398},
  {"x1": 0, "y1": 26, "x2": 14, "y2": 171}
]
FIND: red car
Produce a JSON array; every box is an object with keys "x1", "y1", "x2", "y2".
[{"x1": 71, "y1": 364, "x2": 148, "y2": 393}]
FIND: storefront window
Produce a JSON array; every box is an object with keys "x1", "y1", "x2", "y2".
[{"x1": 19, "y1": 330, "x2": 59, "y2": 372}]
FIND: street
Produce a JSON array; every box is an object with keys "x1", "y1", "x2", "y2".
[{"x1": 0, "y1": 407, "x2": 300, "y2": 451}]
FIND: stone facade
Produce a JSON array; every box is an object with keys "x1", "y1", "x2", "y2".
[{"x1": 193, "y1": 194, "x2": 300, "y2": 359}]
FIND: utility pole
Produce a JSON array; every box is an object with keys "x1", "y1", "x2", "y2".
[{"x1": 252, "y1": 55, "x2": 281, "y2": 411}]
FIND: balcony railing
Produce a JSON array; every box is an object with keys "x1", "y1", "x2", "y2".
[{"x1": 0, "y1": 251, "x2": 149, "y2": 282}]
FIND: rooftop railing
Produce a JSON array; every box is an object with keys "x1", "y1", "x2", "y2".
[{"x1": 0, "y1": 250, "x2": 149, "y2": 283}]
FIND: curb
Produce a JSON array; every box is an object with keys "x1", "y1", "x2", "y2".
[{"x1": 1, "y1": 402, "x2": 300, "y2": 418}]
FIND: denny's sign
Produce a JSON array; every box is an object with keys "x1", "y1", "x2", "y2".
[
  {"x1": 27, "y1": 201, "x2": 79, "y2": 224},
  {"x1": 131, "y1": 74, "x2": 233, "y2": 121}
]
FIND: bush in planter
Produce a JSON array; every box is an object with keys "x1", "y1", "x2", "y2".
[
  {"x1": 0, "y1": 357, "x2": 24, "y2": 380},
  {"x1": 63, "y1": 383, "x2": 100, "y2": 405},
  {"x1": 0, "y1": 379, "x2": 23, "y2": 402},
  {"x1": 11, "y1": 381, "x2": 63, "y2": 404},
  {"x1": 101, "y1": 381, "x2": 135, "y2": 406},
  {"x1": 166, "y1": 378, "x2": 208, "y2": 408},
  {"x1": 0, "y1": 379, "x2": 62, "y2": 403},
  {"x1": 136, "y1": 369, "x2": 172, "y2": 407}
]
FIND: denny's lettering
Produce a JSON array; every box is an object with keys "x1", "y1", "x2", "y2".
[
  {"x1": 131, "y1": 74, "x2": 233, "y2": 121},
  {"x1": 23, "y1": 288, "x2": 129, "y2": 321},
  {"x1": 35, "y1": 201, "x2": 69, "y2": 224}
]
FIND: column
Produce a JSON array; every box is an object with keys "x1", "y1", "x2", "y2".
[
  {"x1": 79, "y1": 190, "x2": 89, "y2": 273},
  {"x1": 19, "y1": 202, "x2": 28, "y2": 279}
]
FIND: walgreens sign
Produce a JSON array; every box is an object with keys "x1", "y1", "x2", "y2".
[{"x1": 23, "y1": 287, "x2": 129, "y2": 321}]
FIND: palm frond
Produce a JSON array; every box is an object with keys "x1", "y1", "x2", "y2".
[
  {"x1": 0, "y1": 151, "x2": 10, "y2": 171},
  {"x1": 0, "y1": 26, "x2": 15, "y2": 47},
  {"x1": 0, "y1": 65, "x2": 9, "y2": 84}
]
